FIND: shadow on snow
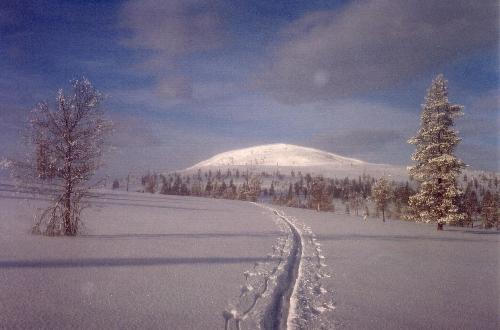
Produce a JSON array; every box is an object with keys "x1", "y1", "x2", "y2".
[{"x1": 0, "y1": 256, "x2": 282, "y2": 269}]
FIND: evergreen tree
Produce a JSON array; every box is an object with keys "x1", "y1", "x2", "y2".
[
  {"x1": 180, "y1": 183, "x2": 189, "y2": 195},
  {"x1": 348, "y1": 192, "x2": 363, "y2": 216},
  {"x1": 287, "y1": 183, "x2": 294, "y2": 203},
  {"x1": 191, "y1": 180, "x2": 202, "y2": 196},
  {"x1": 294, "y1": 181, "x2": 301, "y2": 201},
  {"x1": 393, "y1": 182, "x2": 413, "y2": 216},
  {"x1": 481, "y1": 191, "x2": 499, "y2": 229},
  {"x1": 172, "y1": 175, "x2": 182, "y2": 194},
  {"x1": 462, "y1": 184, "x2": 479, "y2": 227},
  {"x1": 269, "y1": 182, "x2": 275, "y2": 197},
  {"x1": 407, "y1": 74, "x2": 465, "y2": 230},
  {"x1": 205, "y1": 179, "x2": 213, "y2": 195},
  {"x1": 145, "y1": 173, "x2": 158, "y2": 193},
  {"x1": 238, "y1": 182, "x2": 249, "y2": 201},
  {"x1": 247, "y1": 175, "x2": 262, "y2": 202},
  {"x1": 219, "y1": 180, "x2": 227, "y2": 197}
]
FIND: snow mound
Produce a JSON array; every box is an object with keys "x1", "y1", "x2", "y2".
[{"x1": 187, "y1": 143, "x2": 365, "y2": 170}]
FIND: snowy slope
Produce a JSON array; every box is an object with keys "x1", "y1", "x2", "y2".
[
  {"x1": 185, "y1": 143, "x2": 407, "y2": 179},
  {"x1": 188, "y1": 143, "x2": 365, "y2": 168},
  {"x1": 0, "y1": 185, "x2": 283, "y2": 329}
]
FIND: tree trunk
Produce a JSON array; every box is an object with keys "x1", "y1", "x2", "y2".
[
  {"x1": 382, "y1": 209, "x2": 385, "y2": 222},
  {"x1": 64, "y1": 185, "x2": 72, "y2": 235},
  {"x1": 64, "y1": 146, "x2": 75, "y2": 236},
  {"x1": 437, "y1": 222, "x2": 444, "y2": 230}
]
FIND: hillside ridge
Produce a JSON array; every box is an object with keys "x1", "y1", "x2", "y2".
[{"x1": 187, "y1": 143, "x2": 366, "y2": 170}]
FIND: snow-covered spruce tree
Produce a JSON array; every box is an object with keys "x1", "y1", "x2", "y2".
[
  {"x1": 407, "y1": 74, "x2": 465, "y2": 230},
  {"x1": 371, "y1": 176, "x2": 392, "y2": 222},
  {"x1": 246, "y1": 175, "x2": 262, "y2": 202},
  {"x1": 16, "y1": 78, "x2": 112, "y2": 236},
  {"x1": 480, "y1": 191, "x2": 499, "y2": 229}
]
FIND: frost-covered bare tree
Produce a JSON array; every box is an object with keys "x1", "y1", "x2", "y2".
[
  {"x1": 237, "y1": 175, "x2": 262, "y2": 202},
  {"x1": 310, "y1": 176, "x2": 331, "y2": 211},
  {"x1": 372, "y1": 177, "x2": 393, "y2": 222},
  {"x1": 15, "y1": 78, "x2": 112, "y2": 236}
]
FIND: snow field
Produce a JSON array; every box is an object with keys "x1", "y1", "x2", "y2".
[
  {"x1": 2, "y1": 182, "x2": 496, "y2": 329},
  {"x1": 280, "y1": 206, "x2": 499, "y2": 329},
  {"x1": 0, "y1": 186, "x2": 283, "y2": 329}
]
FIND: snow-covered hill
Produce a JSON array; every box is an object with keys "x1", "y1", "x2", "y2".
[
  {"x1": 188, "y1": 143, "x2": 365, "y2": 168},
  {"x1": 184, "y1": 143, "x2": 408, "y2": 180}
]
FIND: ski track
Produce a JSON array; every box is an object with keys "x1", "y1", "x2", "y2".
[{"x1": 223, "y1": 204, "x2": 335, "y2": 329}]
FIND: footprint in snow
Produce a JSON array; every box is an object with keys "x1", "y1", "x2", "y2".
[{"x1": 313, "y1": 285, "x2": 328, "y2": 295}]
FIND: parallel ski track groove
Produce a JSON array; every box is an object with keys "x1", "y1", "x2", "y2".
[{"x1": 258, "y1": 206, "x2": 304, "y2": 330}]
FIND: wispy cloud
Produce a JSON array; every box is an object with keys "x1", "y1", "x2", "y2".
[
  {"x1": 259, "y1": 0, "x2": 498, "y2": 103},
  {"x1": 311, "y1": 129, "x2": 410, "y2": 165},
  {"x1": 155, "y1": 76, "x2": 193, "y2": 100},
  {"x1": 108, "y1": 114, "x2": 161, "y2": 148},
  {"x1": 119, "y1": 0, "x2": 224, "y2": 70},
  {"x1": 118, "y1": 0, "x2": 228, "y2": 101}
]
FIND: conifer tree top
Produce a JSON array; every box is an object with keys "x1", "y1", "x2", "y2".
[{"x1": 424, "y1": 74, "x2": 448, "y2": 107}]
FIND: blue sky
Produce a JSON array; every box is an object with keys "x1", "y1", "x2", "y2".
[{"x1": 0, "y1": 0, "x2": 498, "y2": 174}]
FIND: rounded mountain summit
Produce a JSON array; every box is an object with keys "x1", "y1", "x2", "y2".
[{"x1": 185, "y1": 144, "x2": 406, "y2": 179}]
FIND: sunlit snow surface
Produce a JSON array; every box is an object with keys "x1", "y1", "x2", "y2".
[
  {"x1": 1, "y1": 182, "x2": 498, "y2": 329},
  {"x1": 280, "y1": 207, "x2": 499, "y2": 330},
  {"x1": 0, "y1": 184, "x2": 282, "y2": 329},
  {"x1": 188, "y1": 144, "x2": 366, "y2": 168},
  {"x1": 184, "y1": 143, "x2": 408, "y2": 180}
]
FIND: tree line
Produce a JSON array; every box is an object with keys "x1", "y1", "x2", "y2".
[{"x1": 131, "y1": 167, "x2": 497, "y2": 228}]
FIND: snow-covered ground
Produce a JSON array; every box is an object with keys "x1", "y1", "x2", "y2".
[
  {"x1": 1, "y1": 182, "x2": 498, "y2": 329},
  {"x1": 0, "y1": 184, "x2": 283, "y2": 329},
  {"x1": 277, "y1": 206, "x2": 500, "y2": 329}
]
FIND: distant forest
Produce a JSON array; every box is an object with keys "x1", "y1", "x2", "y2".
[{"x1": 111, "y1": 168, "x2": 498, "y2": 229}]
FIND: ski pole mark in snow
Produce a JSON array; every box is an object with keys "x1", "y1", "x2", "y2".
[{"x1": 223, "y1": 204, "x2": 335, "y2": 329}]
